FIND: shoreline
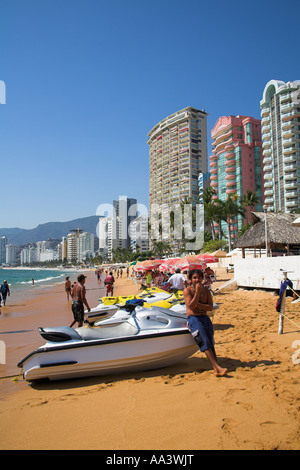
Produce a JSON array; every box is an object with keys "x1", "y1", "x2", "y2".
[{"x1": 0, "y1": 268, "x2": 300, "y2": 450}]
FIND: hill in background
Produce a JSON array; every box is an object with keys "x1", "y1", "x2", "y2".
[{"x1": 0, "y1": 216, "x2": 100, "y2": 246}]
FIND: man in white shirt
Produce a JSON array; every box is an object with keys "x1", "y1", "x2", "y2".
[{"x1": 167, "y1": 268, "x2": 188, "y2": 292}]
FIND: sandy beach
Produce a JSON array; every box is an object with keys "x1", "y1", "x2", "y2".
[{"x1": 0, "y1": 268, "x2": 299, "y2": 450}]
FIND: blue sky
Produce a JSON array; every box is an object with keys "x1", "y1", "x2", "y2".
[{"x1": 1, "y1": 0, "x2": 299, "y2": 229}]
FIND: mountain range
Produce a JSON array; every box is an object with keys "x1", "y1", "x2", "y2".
[{"x1": 0, "y1": 216, "x2": 100, "y2": 246}]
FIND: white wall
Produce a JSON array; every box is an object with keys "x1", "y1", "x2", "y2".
[{"x1": 234, "y1": 256, "x2": 300, "y2": 290}]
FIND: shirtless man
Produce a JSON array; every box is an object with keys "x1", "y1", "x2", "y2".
[
  {"x1": 65, "y1": 276, "x2": 72, "y2": 301},
  {"x1": 70, "y1": 274, "x2": 91, "y2": 328},
  {"x1": 183, "y1": 269, "x2": 227, "y2": 377}
]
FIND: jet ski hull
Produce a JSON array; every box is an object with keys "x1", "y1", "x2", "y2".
[{"x1": 18, "y1": 326, "x2": 197, "y2": 382}]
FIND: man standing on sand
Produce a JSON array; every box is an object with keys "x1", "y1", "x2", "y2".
[
  {"x1": 167, "y1": 268, "x2": 187, "y2": 293},
  {"x1": 183, "y1": 269, "x2": 227, "y2": 377},
  {"x1": 1, "y1": 280, "x2": 10, "y2": 306},
  {"x1": 70, "y1": 274, "x2": 90, "y2": 328}
]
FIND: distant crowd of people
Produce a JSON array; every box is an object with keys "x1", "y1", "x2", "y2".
[{"x1": 134, "y1": 266, "x2": 216, "y2": 293}]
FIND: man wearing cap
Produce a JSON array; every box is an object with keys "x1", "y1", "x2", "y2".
[{"x1": 70, "y1": 274, "x2": 91, "y2": 328}]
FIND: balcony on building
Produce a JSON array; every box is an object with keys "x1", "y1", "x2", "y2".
[
  {"x1": 284, "y1": 155, "x2": 297, "y2": 164},
  {"x1": 261, "y1": 108, "x2": 270, "y2": 118},
  {"x1": 286, "y1": 200, "x2": 298, "y2": 208},
  {"x1": 284, "y1": 163, "x2": 300, "y2": 172},
  {"x1": 285, "y1": 180, "x2": 298, "y2": 189},
  {"x1": 264, "y1": 197, "x2": 274, "y2": 204},
  {"x1": 264, "y1": 171, "x2": 272, "y2": 180},
  {"x1": 264, "y1": 164, "x2": 273, "y2": 172},
  {"x1": 263, "y1": 147, "x2": 272, "y2": 157},
  {"x1": 261, "y1": 116, "x2": 271, "y2": 126},
  {"x1": 226, "y1": 189, "x2": 236, "y2": 195},
  {"x1": 262, "y1": 141, "x2": 271, "y2": 149},
  {"x1": 225, "y1": 166, "x2": 235, "y2": 174},
  {"x1": 285, "y1": 191, "x2": 298, "y2": 198},
  {"x1": 263, "y1": 155, "x2": 272, "y2": 165},
  {"x1": 284, "y1": 172, "x2": 298, "y2": 180}
]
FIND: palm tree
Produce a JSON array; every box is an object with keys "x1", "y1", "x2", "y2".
[
  {"x1": 151, "y1": 240, "x2": 172, "y2": 258},
  {"x1": 203, "y1": 188, "x2": 219, "y2": 240},
  {"x1": 242, "y1": 189, "x2": 260, "y2": 208},
  {"x1": 241, "y1": 190, "x2": 261, "y2": 225},
  {"x1": 218, "y1": 195, "x2": 246, "y2": 252}
]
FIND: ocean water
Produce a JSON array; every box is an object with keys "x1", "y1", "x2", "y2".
[{"x1": 0, "y1": 268, "x2": 79, "y2": 300}]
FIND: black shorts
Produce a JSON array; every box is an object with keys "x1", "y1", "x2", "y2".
[{"x1": 72, "y1": 301, "x2": 84, "y2": 323}]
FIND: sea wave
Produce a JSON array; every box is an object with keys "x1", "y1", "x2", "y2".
[{"x1": 19, "y1": 274, "x2": 66, "y2": 285}]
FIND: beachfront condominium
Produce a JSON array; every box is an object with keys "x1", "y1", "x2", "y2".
[
  {"x1": 210, "y1": 115, "x2": 263, "y2": 240},
  {"x1": 0, "y1": 236, "x2": 8, "y2": 265},
  {"x1": 148, "y1": 107, "x2": 208, "y2": 242},
  {"x1": 112, "y1": 196, "x2": 138, "y2": 251},
  {"x1": 148, "y1": 107, "x2": 208, "y2": 207},
  {"x1": 98, "y1": 196, "x2": 138, "y2": 259},
  {"x1": 260, "y1": 79, "x2": 300, "y2": 212}
]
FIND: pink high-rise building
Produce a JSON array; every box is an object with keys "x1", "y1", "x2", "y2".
[{"x1": 210, "y1": 115, "x2": 263, "y2": 240}]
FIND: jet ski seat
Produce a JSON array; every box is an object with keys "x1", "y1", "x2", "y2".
[{"x1": 76, "y1": 322, "x2": 138, "y2": 341}]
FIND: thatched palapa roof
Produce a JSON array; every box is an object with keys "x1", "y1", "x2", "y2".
[{"x1": 236, "y1": 212, "x2": 300, "y2": 249}]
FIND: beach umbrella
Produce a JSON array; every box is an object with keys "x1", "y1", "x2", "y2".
[
  {"x1": 174, "y1": 255, "x2": 206, "y2": 272},
  {"x1": 159, "y1": 258, "x2": 181, "y2": 273},
  {"x1": 134, "y1": 259, "x2": 163, "y2": 272},
  {"x1": 129, "y1": 260, "x2": 138, "y2": 266},
  {"x1": 195, "y1": 254, "x2": 219, "y2": 263},
  {"x1": 212, "y1": 249, "x2": 227, "y2": 257}
]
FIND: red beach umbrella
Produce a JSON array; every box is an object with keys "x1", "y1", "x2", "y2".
[
  {"x1": 134, "y1": 259, "x2": 163, "y2": 272},
  {"x1": 159, "y1": 258, "x2": 181, "y2": 273},
  {"x1": 174, "y1": 255, "x2": 206, "y2": 272},
  {"x1": 195, "y1": 254, "x2": 219, "y2": 263}
]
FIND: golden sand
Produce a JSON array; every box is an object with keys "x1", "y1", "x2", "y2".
[{"x1": 0, "y1": 269, "x2": 299, "y2": 450}]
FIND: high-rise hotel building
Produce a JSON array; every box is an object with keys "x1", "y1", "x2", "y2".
[
  {"x1": 260, "y1": 79, "x2": 300, "y2": 212},
  {"x1": 148, "y1": 107, "x2": 208, "y2": 211},
  {"x1": 210, "y1": 115, "x2": 263, "y2": 239}
]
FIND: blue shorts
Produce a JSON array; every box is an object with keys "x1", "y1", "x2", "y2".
[{"x1": 187, "y1": 315, "x2": 215, "y2": 353}]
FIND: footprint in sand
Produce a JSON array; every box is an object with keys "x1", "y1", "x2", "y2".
[
  {"x1": 236, "y1": 401, "x2": 253, "y2": 411},
  {"x1": 25, "y1": 399, "x2": 49, "y2": 407},
  {"x1": 221, "y1": 417, "x2": 241, "y2": 432}
]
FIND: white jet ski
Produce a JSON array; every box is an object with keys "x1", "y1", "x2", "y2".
[
  {"x1": 17, "y1": 304, "x2": 198, "y2": 383},
  {"x1": 85, "y1": 288, "x2": 172, "y2": 325}
]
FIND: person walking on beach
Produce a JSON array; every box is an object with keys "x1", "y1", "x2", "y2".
[
  {"x1": 1, "y1": 280, "x2": 10, "y2": 306},
  {"x1": 183, "y1": 269, "x2": 227, "y2": 377},
  {"x1": 70, "y1": 274, "x2": 90, "y2": 328},
  {"x1": 104, "y1": 271, "x2": 115, "y2": 296},
  {"x1": 65, "y1": 276, "x2": 72, "y2": 301}
]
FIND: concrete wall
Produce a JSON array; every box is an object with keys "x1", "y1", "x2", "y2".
[{"x1": 234, "y1": 256, "x2": 300, "y2": 290}]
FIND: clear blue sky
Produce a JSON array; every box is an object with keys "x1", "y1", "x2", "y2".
[{"x1": 1, "y1": 0, "x2": 299, "y2": 229}]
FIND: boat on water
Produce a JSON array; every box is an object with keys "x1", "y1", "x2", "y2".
[{"x1": 18, "y1": 304, "x2": 198, "y2": 382}]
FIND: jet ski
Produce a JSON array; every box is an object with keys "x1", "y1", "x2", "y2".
[
  {"x1": 85, "y1": 287, "x2": 172, "y2": 324},
  {"x1": 17, "y1": 304, "x2": 198, "y2": 383}
]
